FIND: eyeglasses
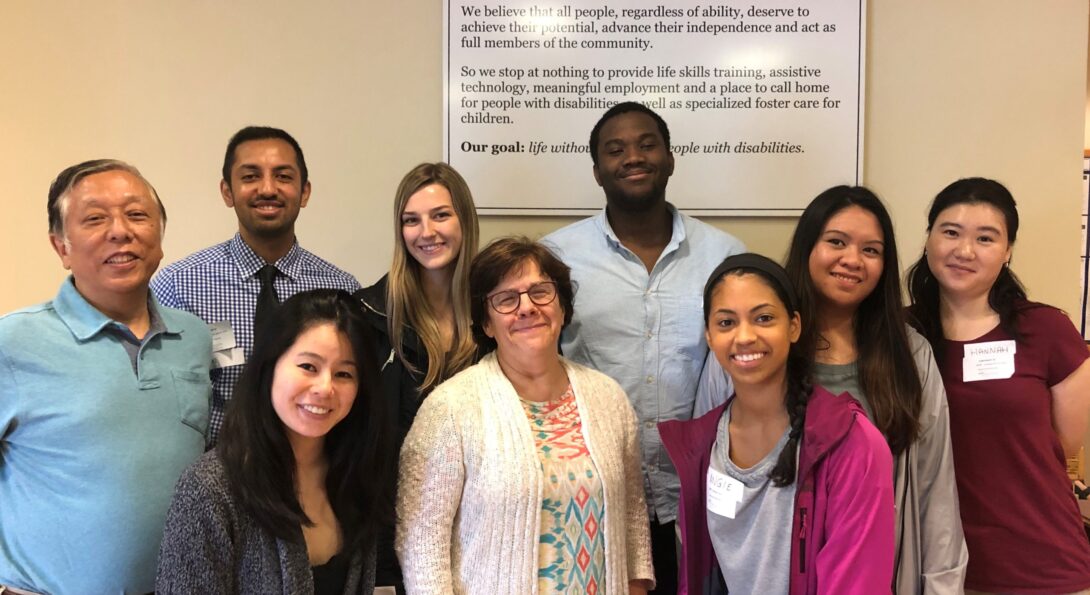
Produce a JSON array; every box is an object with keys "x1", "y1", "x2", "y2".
[{"x1": 486, "y1": 281, "x2": 558, "y2": 314}]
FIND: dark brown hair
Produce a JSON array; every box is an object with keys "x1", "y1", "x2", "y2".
[
  {"x1": 907, "y1": 177, "x2": 1026, "y2": 360},
  {"x1": 469, "y1": 236, "x2": 574, "y2": 353},
  {"x1": 785, "y1": 186, "x2": 921, "y2": 454},
  {"x1": 704, "y1": 253, "x2": 812, "y2": 487},
  {"x1": 218, "y1": 289, "x2": 394, "y2": 550}
]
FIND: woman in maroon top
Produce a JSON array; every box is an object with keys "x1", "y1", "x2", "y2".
[{"x1": 908, "y1": 177, "x2": 1090, "y2": 594}]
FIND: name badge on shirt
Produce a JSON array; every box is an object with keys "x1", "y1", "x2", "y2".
[
  {"x1": 962, "y1": 340, "x2": 1016, "y2": 382},
  {"x1": 209, "y1": 321, "x2": 246, "y2": 369},
  {"x1": 209, "y1": 321, "x2": 236, "y2": 351},
  {"x1": 707, "y1": 466, "x2": 744, "y2": 519}
]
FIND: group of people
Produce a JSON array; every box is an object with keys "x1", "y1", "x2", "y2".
[{"x1": 0, "y1": 100, "x2": 1088, "y2": 595}]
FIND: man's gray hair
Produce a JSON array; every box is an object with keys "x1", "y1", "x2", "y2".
[{"x1": 47, "y1": 159, "x2": 166, "y2": 237}]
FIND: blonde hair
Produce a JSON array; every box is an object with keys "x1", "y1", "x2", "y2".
[{"x1": 387, "y1": 162, "x2": 480, "y2": 394}]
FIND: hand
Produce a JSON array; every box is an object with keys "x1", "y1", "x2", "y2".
[{"x1": 629, "y1": 579, "x2": 652, "y2": 595}]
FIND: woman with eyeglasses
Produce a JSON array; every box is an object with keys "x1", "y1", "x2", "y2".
[{"x1": 396, "y1": 236, "x2": 654, "y2": 594}]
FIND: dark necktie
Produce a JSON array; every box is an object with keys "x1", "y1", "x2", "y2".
[{"x1": 254, "y1": 264, "x2": 280, "y2": 342}]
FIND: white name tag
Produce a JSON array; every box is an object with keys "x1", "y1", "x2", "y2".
[
  {"x1": 707, "y1": 466, "x2": 744, "y2": 519},
  {"x1": 963, "y1": 340, "x2": 1016, "y2": 382},
  {"x1": 211, "y1": 347, "x2": 246, "y2": 369},
  {"x1": 209, "y1": 321, "x2": 237, "y2": 352}
]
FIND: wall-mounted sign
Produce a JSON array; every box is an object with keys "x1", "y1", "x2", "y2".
[{"x1": 444, "y1": 0, "x2": 866, "y2": 215}]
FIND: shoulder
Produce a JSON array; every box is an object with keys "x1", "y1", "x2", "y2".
[
  {"x1": 905, "y1": 323, "x2": 929, "y2": 353},
  {"x1": 185, "y1": 450, "x2": 228, "y2": 482},
  {"x1": 0, "y1": 301, "x2": 58, "y2": 342},
  {"x1": 160, "y1": 452, "x2": 243, "y2": 561},
  {"x1": 1015, "y1": 300, "x2": 1073, "y2": 328},
  {"x1": 678, "y1": 212, "x2": 745, "y2": 254},
  {"x1": 157, "y1": 241, "x2": 233, "y2": 277},
  {"x1": 906, "y1": 325, "x2": 939, "y2": 377},
  {"x1": 906, "y1": 325, "x2": 944, "y2": 399},
  {"x1": 840, "y1": 409, "x2": 891, "y2": 460},
  {"x1": 355, "y1": 276, "x2": 388, "y2": 316},
  {"x1": 422, "y1": 360, "x2": 492, "y2": 407},
  {"x1": 542, "y1": 215, "x2": 602, "y2": 254},
  {"x1": 295, "y1": 247, "x2": 361, "y2": 290},
  {"x1": 815, "y1": 385, "x2": 889, "y2": 459},
  {"x1": 1013, "y1": 300, "x2": 1083, "y2": 351},
  {"x1": 806, "y1": 386, "x2": 887, "y2": 455},
  {"x1": 174, "y1": 451, "x2": 233, "y2": 507},
  {"x1": 807, "y1": 388, "x2": 891, "y2": 478},
  {"x1": 403, "y1": 362, "x2": 494, "y2": 449}
]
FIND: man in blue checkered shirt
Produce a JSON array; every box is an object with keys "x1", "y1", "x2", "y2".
[{"x1": 151, "y1": 126, "x2": 360, "y2": 445}]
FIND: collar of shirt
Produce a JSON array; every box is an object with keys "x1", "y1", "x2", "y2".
[
  {"x1": 592, "y1": 203, "x2": 689, "y2": 271},
  {"x1": 53, "y1": 275, "x2": 177, "y2": 342},
  {"x1": 227, "y1": 232, "x2": 306, "y2": 282}
]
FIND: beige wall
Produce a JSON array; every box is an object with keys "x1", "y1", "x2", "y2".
[
  {"x1": 1, "y1": 1, "x2": 1086, "y2": 320},
  {"x1": 1086, "y1": 4, "x2": 1090, "y2": 151}
]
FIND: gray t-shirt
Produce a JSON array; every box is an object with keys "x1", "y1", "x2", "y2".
[
  {"x1": 707, "y1": 404, "x2": 796, "y2": 595},
  {"x1": 813, "y1": 360, "x2": 872, "y2": 419}
]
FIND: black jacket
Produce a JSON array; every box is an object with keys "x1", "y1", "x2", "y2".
[
  {"x1": 355, "y1": 275, "x2": 428, "y2": 595},
  {"x1": 355, "y1": 275, "x2": 431, "y2": 445}
]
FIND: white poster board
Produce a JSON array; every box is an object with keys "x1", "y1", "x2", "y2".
[{"x1": 443, "y1": 0, "x2": 866, "y2": 215}]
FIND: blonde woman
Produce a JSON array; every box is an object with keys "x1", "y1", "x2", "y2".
[{"x1": 355, "y1": 162, "x2": 479, "y2": 593}]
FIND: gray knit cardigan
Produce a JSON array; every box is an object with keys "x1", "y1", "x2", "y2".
[
  {"x1": 156, "y1": 451, "x2": 376, "y2": 594},
  {"x1": 396, "y1": 353, "x2": 655, "y2": 594}
]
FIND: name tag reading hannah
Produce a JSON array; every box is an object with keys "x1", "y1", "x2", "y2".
[
  {"x1": 707, "y1": 466, "x2": 744, "y2": 519},
  {"x1": 963, "y1": 340, "x2": 1016, "y2": 382}
]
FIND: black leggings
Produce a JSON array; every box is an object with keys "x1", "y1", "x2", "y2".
[{"x1": 649, "y1": 519, "x2": 678, "y2": 594}]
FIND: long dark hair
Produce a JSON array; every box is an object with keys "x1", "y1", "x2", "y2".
[
  {"x1": 785, "y1": 186, "x2": 921, "y2": 454},
  {"x1": 218, "y1": 289, "x2": 394, "y2": 550},
  {"x1": 704, "y1": 253, "x2": 812, "y2": 487},
  {"x1": 907, "y1": 178, "x2": 1027, "y2": 358}
]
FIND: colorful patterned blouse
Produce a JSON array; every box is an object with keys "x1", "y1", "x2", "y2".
[{"x1": 521, "y1": 385, "x2": 606, "y2": 594}]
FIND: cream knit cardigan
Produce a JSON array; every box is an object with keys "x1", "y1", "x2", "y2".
[{"x1": 396, "y1": 352, "x2": 655, "y2": 594}]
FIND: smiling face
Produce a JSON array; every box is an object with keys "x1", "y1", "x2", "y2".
[
  {"x1": 706, "y1": 273, "x2": 800, "y2": 392},
  {"x1": 401, "y1": 183, "x2": 463, "y2": 275},
  {"x1": 221, "y1": 138, "x2": 311, "y2": 244},
  {"x1": 593, "y1": 111, "x2": 675, "y2": 213},
  {"x1": 271, "y1": 322, "x2": 358, "y2": 449},
  {"x1": 482, "y1": 260, "x2": 564, "y2": 364},
  {"x1": 50, "y1": 169, "x2": 164, "y2": 313},
  {"x1": 925, "y1": 202, "x2": 1012, "y2": 303},
  {"x1": 807, "y1": 205, "x2": 885, "y2": 313}
]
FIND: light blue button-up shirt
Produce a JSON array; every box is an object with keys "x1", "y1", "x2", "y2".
[
  {"x1": 543, "y1": 205, "x2": 744, "y2": 522},
  {"x1": 0, "y1": 277, "x2": 212, "y2": 594}
]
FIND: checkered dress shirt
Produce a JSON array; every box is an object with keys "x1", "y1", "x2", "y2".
[{"x1": 151, "y1": 233, "x2": 361, "y2": 445}]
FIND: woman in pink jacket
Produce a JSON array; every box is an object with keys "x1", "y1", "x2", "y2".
[{"x1": 660, "y1": 253, "x2": 894, "y2": 595}]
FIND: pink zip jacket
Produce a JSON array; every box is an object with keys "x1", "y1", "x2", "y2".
[{"x1": 660, "y1": 385, "x2": 894, "y2": 595}]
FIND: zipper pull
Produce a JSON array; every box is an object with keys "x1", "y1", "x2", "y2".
[{"x1": 798, "y1": 507, "x2": 808, "y2": 573}]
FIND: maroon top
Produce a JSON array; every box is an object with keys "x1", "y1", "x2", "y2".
[{"x1": 938, "y1": 302, "x2": 1090, "y2": 594}]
